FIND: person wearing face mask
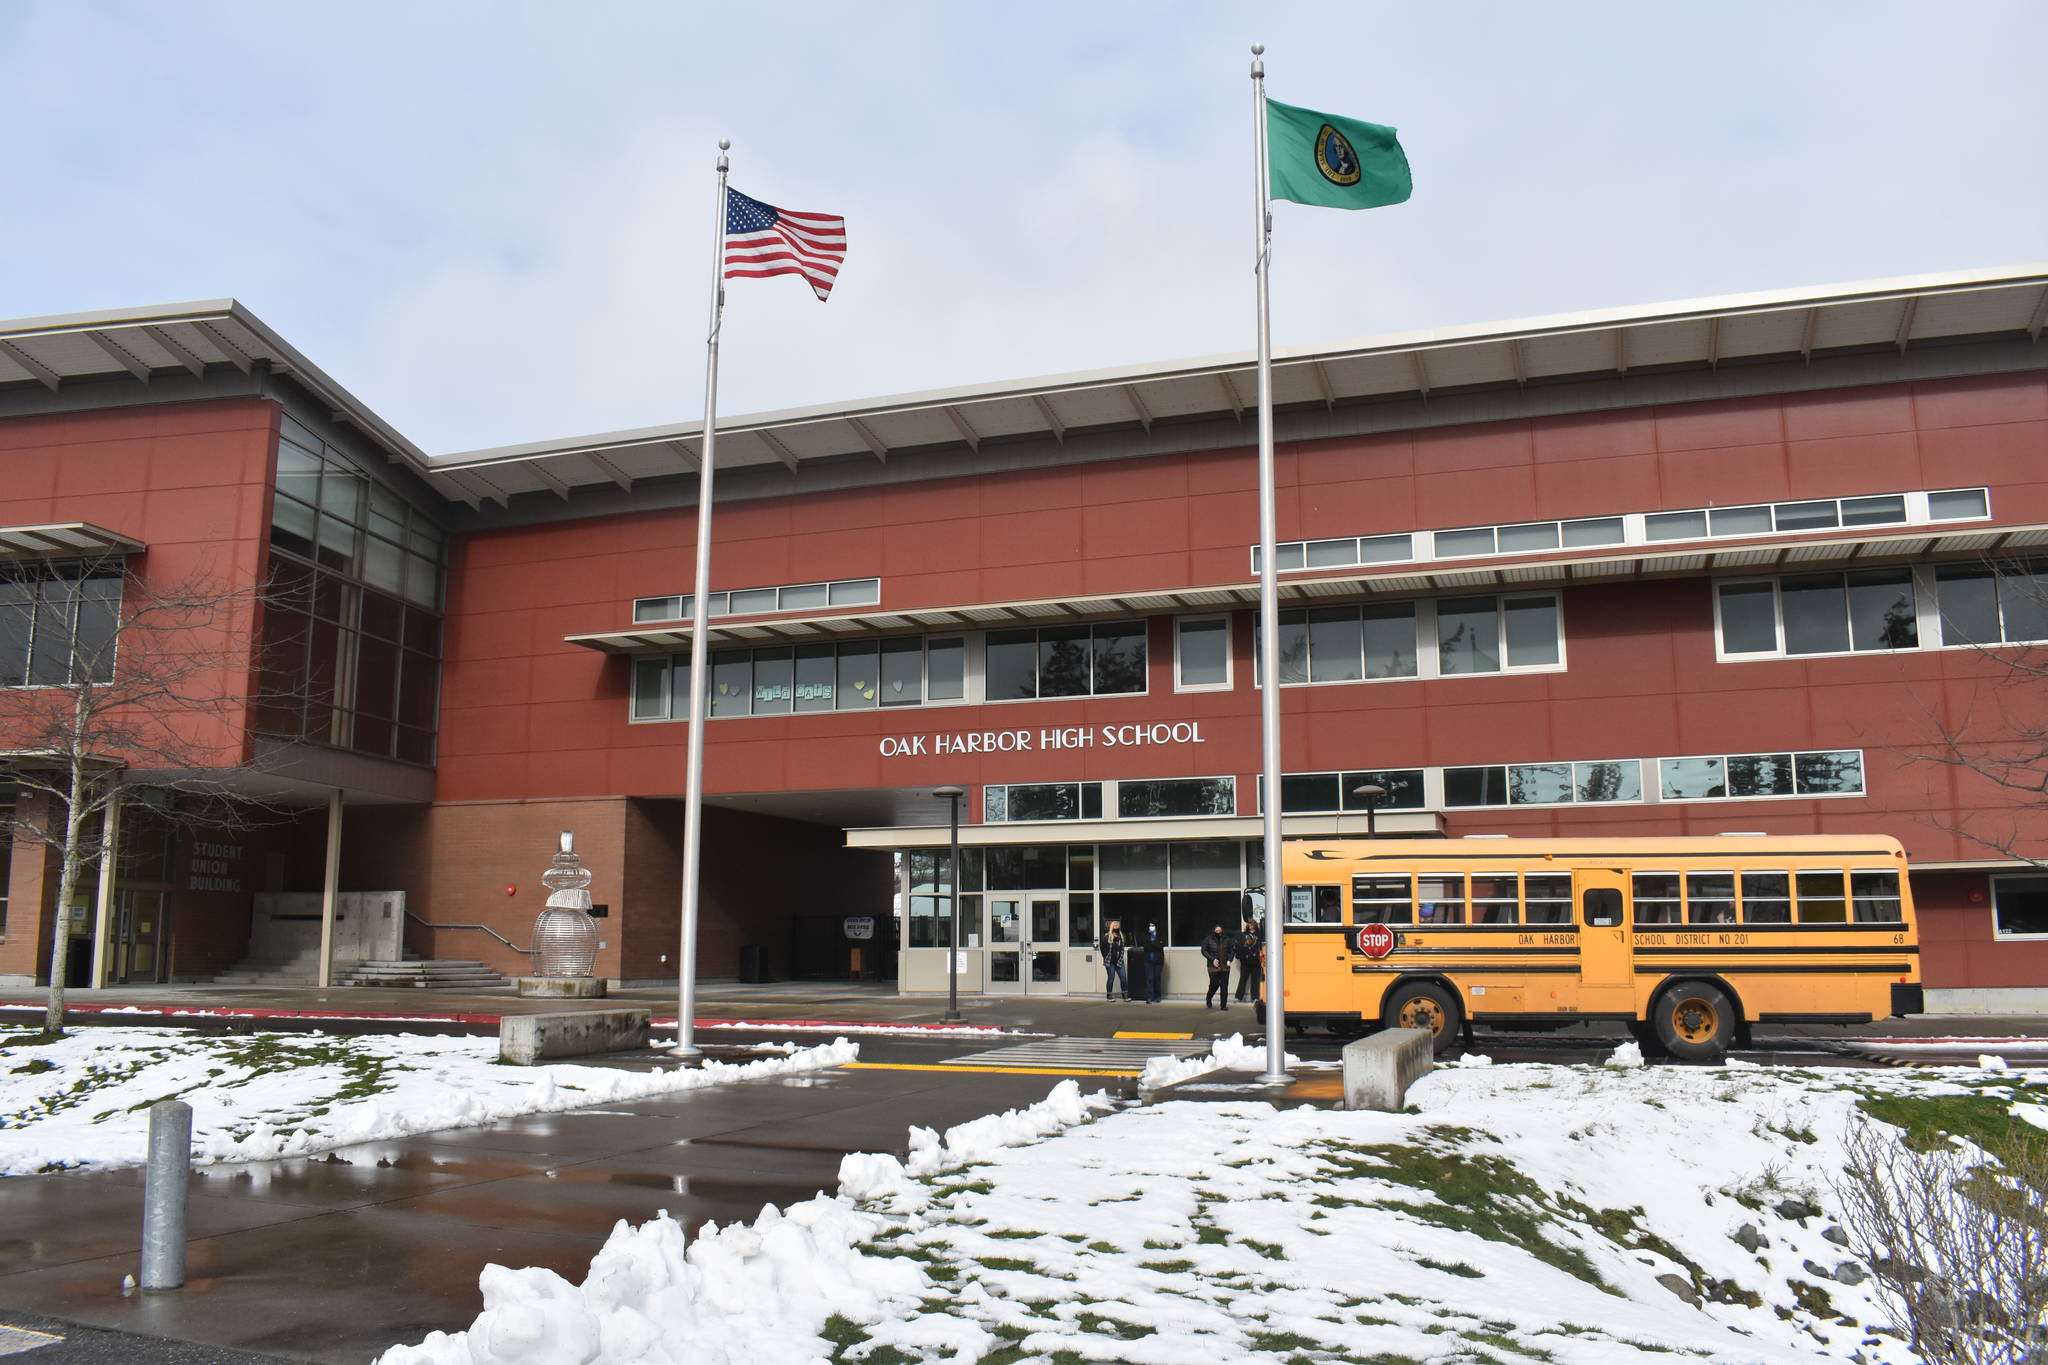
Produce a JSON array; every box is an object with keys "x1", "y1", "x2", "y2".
[
  {"x1": 1199, "y1": 922, "x2": 1236, "y2": 1010},
  {"x1": 1139, "y1": 921, "x2": 1166, "y2": 1003},
  {"x1": 1097, "y1": 919, "x2": 1131, "y2": 1001}
]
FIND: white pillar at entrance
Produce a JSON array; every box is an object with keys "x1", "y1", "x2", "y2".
[
  {"x1": 317, "y1": 788, "x2": 343, "y2": 989},
  {"x1": 88, "y1": 788, "x2": 121, "y2": 989}
]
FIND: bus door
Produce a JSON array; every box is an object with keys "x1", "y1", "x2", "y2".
[{"x1": 1573, "y1": 867, "x2": 1633, "y2": 1013}]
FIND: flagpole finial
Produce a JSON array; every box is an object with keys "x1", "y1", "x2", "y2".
[
  {"x1": 1251, "y1": 42, "x2": 1263, "y2": 54},
  {"x1": 718, "y1": 138, "x2": 730, "y2": 151}
]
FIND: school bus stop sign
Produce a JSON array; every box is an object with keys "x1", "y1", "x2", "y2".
[{"x1": 1355, "y1": 923, "x2": 1396, "y2": 959}]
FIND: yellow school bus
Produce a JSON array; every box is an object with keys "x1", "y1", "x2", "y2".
[{"x1": 1267, "y1": 835, "x2": 1922, "y2": 1061}]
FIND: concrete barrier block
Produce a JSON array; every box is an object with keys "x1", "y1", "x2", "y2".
[
  {"x1": 514, "y1": 976, "x2": 609, "y2": 999},
  {"x1": 1342, "y1": 1028, "x2": 1434, "y2": 1111},
  {"x1": 499, "y1": 1008, "x2": 650, "y2": 1065}
]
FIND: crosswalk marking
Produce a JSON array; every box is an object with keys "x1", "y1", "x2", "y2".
[
  {"x1": 0, "y1": 1323, "x2": 61, "y2": 1357},
  {"x1": 942, "y1": 1036, "x2": 1213, "y2": 1071}
]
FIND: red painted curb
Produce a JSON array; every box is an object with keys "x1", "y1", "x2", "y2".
[{"x1": 3, "y1": 1002, "x2": 1007, "y2": 1034}]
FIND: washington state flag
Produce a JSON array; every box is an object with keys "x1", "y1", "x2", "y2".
[{"x1": 1267, "y1": 98, "x2": 1411, "y2": 210}]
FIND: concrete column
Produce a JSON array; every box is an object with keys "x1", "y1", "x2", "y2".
[
  {"x1": 89, "y1": 789, "x2": 122, "y2": 990},
  {"x1": 316, "y1": 789, "x2": 343, "y2": 989}
]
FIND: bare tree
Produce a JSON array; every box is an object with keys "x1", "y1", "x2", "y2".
[
  {"x1": 1909, "y1": 556, "x2": 2048, "y2": 865},
  {"x1": 1, "y1": 554, "x2": 279, "y2": 1034},
  {"x1": 1834, "y1": 1118, "x2": 2048, "y2": 1365}
]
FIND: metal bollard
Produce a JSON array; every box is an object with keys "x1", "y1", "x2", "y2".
[{"x1": 140, "y1": 1100, "x2": 191, "y2": 1290}]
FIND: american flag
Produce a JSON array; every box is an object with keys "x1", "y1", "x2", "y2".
[{"x1": 723, "y1": 189, "x2": 846, "y2": 301}]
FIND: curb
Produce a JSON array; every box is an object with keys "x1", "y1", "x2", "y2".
[{"x1": 1, "y1": 1002, "x2": 1011, "y2": 1036}]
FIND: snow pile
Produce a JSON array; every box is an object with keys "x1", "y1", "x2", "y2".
[
  {"x1": 0, "y1": 1026, "x2": 855, "y2": 1176},
  {"x1": 1136, "y1": 1031, "x2": 1298, "y2": 1090},
  {"x1": 379, "y1": 1079, "x2": 1116, "y2": 1365},
  {"x1": 390, "y1": 1057, "x2": 2045, "y2": 1364},
  {"x1": 1604, "y1": 1039, "x2": 1646, "y2": 1068}
]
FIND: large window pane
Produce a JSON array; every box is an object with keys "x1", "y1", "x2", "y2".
[
  {"x1": 1780, "y1": 574, "x2": 1850, "y2": 655},
  {"x1": 1118, "y1": 778, "x2": 1234, "y2": 818},
  {"x1": 1170, "y1": 842, "x2": 1241, "y2": 890},
  {"x1": 1006, "y1": 783, "x2": 1079, "y2": 821},
  {"x1": 1443, "y1": 766, "x2": 1506, "y2": 806},
  {"x1": 28, "y1": 582, "x2": 72, "y2": 685},
  {"x1": 1562, "y1": 517, "x2": 1625, "y2": 547},
  {"x1": 1845, "y1": 570, "x2": 1917, "y2": 651},
  {"x1": 1796, "y1": 870, "x2": 1847, "y2": 923},
  {"x1": 1999, "y1": 567, "x2": 2048, "y2": 644},
  {"x1": 1305, "y1": 538, "x2": 1358, "y2": 568},
  {"x1": 1363, "y1": 603, "x2": 1418, "y2": 678},
  {"x1": 72, "y1": 580, "x2": 120, "y2": 683},
  {"x1": 1727, "y1": 753, "x2": 1794, "y2": 797},
  {"x1": 633, "y1": 655, "x2": 671, "y2": 719},
  {"x1": 1660, "y1": 757, "x2": 1725, "y2": 800},
  {"x1": 1687, "y1": 873, "x2": 1736, "y2": 924},
  {"x1": 985, "y1": 629, "x2": 1038, "y2": 700},
  {"x1": 1741, "y1": 872, "x2": 1791, "y2": 923},
  {"x1": 1497, "y1": 522, "x2": 1559, "y2": 554},
  {"x1": 1435, "y1": 528, "x2": 1495, "y2": 558},
  {"x1": 1994, "y1": 875, "x2": 2048, "y2": 937},
  {"x1": 1508, "y1": 763, "x2": 1572, "y2": 805},
  {"x1": 1504, "y1": 597, "x2": 1560, "y2": 667},
  {"x1": 835, "y1": 641, "x2": 878, "y2": 709},
  {"x1": 1038, "y1": 625, "x2": 1091, "y2": 698},
  {"x1": 1718, "y1": 583, "x2": 1780, "y2": 654},
  {"x1": 879, "y1": 637, "x2": 922, "y2": 707},
  {"x1": 1100, "y1": 844, "x2": 1169, "y2": 890},
  {"x1": 1842, "y1": 495, "x2": 1906, "y2": 527},
  {"x1": 1177, "y1": 617, "x2": 1229, "y2": 688},
  {"x1": 1936, "y1": 567, "x2": 2000, "y2": 646},
  {"x1": 0, "y1": 579, "x2": 29, "y2": 687},
  {"x1": 1709, "y1": 505, "x2": 1773, "y2": 536},
  {"x1": 1437, "y1": 597, "x2": 1500, "y2": 674},
  {"x1": 1646, "y1": 510, "x2": 1708, "y2": 542},
  {"x1": 1306, "y1": 607, "x2": 1363, "y2": 682},
  {"x1": 711, "y1": 649, "x2": 752, "y2": 717},
  {"x1": 1929, "y1": 488, "x2": 1989, "y2": 520},
  {"x1": 1417, "y1": 875, "x2": 1466, "y2": 925},
  {"x1": 1634, "y1": 873, "x2": 1681, "y2": 924},
  {"x1": 752, "y1": 647, "x2": 794, "y2": 714},
  {"x1": 1794, "y1": 750, "x2": 1863, "y2": 794},
  {"x1": 1274, "y1": 610, "x2": 1309, "y2": 684},
  {"x1": 794, "y1": 644, "x2": 835, "y2": 711},
  {"x1": 1343, "y1": 770, "x2": 1426, "y2": 810},
  {"x1": 1851, "y1": 871, "x2": 1903, "y2": 923},
  {"x1": 1575, "y1": 760, "x2": 1640, "y2": 803},
  {"x1": 1091, "y1": 621, "x2": 1147, "y2": 695},
  {"x1": 1774, "y1": 501, "x2": 1838, "y2": 532},
  {"x1": 1279, "y1": 773, "x2": 1340, "y2": 813},
  {"x1": 926, "y1": 637, "x2": 965, "y2": 700}
]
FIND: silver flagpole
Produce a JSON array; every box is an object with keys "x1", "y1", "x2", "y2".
[
  {"x1": 1251, "y1": 45, "x2": 1289, "y2": 1084},
  {"x1": 673, "y1": 137, "x2": 731, "y2": 1060}
]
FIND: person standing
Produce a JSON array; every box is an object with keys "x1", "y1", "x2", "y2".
[
  {"x1": 1098, "y1": 920, "x2": 1130, "y2": 1001},
  {"x1": 1200, "y1": 922, "x2": 1236, "y2": 1010},
  {"x1": 1234, "y1": 917, "x2": 1263, "y2": 1003},
  {"x1": 1139, "y1": 922, "x2": 1166, "y2": 1003}
]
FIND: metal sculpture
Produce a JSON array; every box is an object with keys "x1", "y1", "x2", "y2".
[{"x1": 530, "y1": 831, "x2": 600, "y2": 977}]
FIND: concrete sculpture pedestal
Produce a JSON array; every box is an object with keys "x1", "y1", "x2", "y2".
[{"x1": 514, "y1": 975, "x2": 607, "y2": 999}]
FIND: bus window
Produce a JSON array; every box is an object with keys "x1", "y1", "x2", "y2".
[
  {"x1": 1741, "y1": 871, "x2": 1792, "y2": 922},
  {"x1": 1524, "y1": 874, "x2": 1572, "y2": 923},
  {"x1": 1288, "y1": 885, "x2": 1343, "y2": 923},
  {"x1": 1850, "y1": 870, "x2": 1903, "y2": 923},
  {"x1": 1633, "y1": 873, "x2": 1682, "y2": 924},
  {"x1": 1796, "y1": 870, "x2": 1848, "y2": 923},
  {"x1": 1417, "y1": 874, "x2": 1466, "y2": 925},
  {"x1": 1471, "y1": 874, "x2": 1519, "y2": 924},
  {"x1": 1582, "y1": 887, "x2": 1623, "y2": 926},
  {"x1": 1352, "y1": 875, "x2": 1414, "y2": 924},
  {"x1": 1687, "y1": 872, "x2": 1736, "y2": 924}
]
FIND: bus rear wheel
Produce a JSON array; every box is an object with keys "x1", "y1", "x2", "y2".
[
  {"x1": 1385, "y1": 982, "x2": 1462, "y2": 1055},
  {"x1": 1653, "y1": 983, "x2": 1734, "y2": 1062}
]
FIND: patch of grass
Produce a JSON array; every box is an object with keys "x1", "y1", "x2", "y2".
[
  {"x1": 1416, "y1": 1256, "x2": 1484, "y2": 1278},
  {"x1": 1311, "y1": 1138, "x2": 1616, "y2": 1293},
  {"x1": 1856, "y1": 1091, "x2": 2048, "y2": 1180},
  {"x1": 1085, "y1": 1241, "x2": 1116, "y2": 1254},
  {"x1": 1196, "y1": 1225, "x2": 1228, "y2": 1244},
  {"x1": 1076, "y1": 1312, "x2": 1154, "y2": 1341},
  {"x1": 1140, "y1": 1259, "x2": 1193, "y2": 1273},
  {"x1": 986, "y1": 1229, "x2": 1038, "y2": 1240},
  {"x1": 1248, "y1": 1330, "x2": 1319, "y2": 1352},
  {"x1": 819, "y1": 1313, "x2": 914, "y2": 1365},
  {"x1": 1243, "y1": 1238, "x2": 1286, "y2": 1260},
  {"x1": 8, "y1": 1058, "x2": 54, "y2": 1075},
  {"x1": 978, "y1": 1256, "x2": 1038, "y2": 1274},
  {"x1": 1788, "y1": 1278, "x2": 1835, "y2": 1318}
]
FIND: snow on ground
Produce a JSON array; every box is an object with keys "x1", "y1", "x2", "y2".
[
  {"x1": 382, "y1": 1046, "x2": 2048, "y2": 1365},
  {"x1": 0, "y1": 1025, "x2": 855, "y2": 1176}
]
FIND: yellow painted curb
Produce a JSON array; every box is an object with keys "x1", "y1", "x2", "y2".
[
  {"x1": 1113, "y1": 1031, "x2": 1194, "y2": 1040},
  {"x1": 843, "y1": 1061, "x2": 1141, "y2": 1077}
]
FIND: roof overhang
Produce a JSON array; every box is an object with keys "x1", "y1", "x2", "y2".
[
  {"x1": 441, "y1": 264, "x2": 2048, "y2": 503},
  {"x1": 565, "y1": 522, "x2": 2048, "y2": 653},
  {"x1": 0, "y1": 523, "x2": 145, "y2": 560},
  {"x1": 0, "y1": 300, "x2": 434, "y2": 482}
]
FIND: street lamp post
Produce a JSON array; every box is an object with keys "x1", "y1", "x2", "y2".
[
  {"x1": 933, "y1": 785, "x2": 966, "y2": 1024},
  {"x1": 1351, "y1": 783, "x2": 1387, "y2": 840}
]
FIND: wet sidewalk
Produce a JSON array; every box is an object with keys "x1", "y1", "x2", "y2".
[{"x1": 0, "y1": 1046, "x2": 1111, "y2": 1363}]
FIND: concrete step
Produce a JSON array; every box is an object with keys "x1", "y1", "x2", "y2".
[{"x1": 334, "y1": 958, "x2": 510, "y2": 990}]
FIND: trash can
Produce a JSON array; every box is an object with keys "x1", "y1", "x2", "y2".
[{"x1": 737, "y1": 943, "x2": 766, "y2": 984}]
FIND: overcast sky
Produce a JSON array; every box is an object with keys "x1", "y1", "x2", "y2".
[{"x1": 5, "y1": 2, "x2": 2043, "y2": 455}]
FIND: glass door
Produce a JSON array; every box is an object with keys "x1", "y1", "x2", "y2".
[
  {"x1": 112, "y1": 890, "x2": 168, "y2": 985},
  {"x1": 986, "y1": 894, "x2": 1068, "y2": 994}
]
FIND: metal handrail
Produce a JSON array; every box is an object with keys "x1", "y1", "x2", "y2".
[{"x1": 405, "y1": 912, "x2": 531, "y2": 955}]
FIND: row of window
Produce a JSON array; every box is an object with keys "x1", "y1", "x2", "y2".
[
  {"x1": 986, "y1": 750, "x2": 1867, "y2": 828},
  {"x1": 1257, "y1": 594, "x2": 1561, "y2": 685},
  {"x1": 903, "y1": 841, "x2": 1263, "y2": 948},
  {"x1": 1717, "y1": 560, "x2": 2048, "y2": 659},
  {"x1": 1256, "y1": 487, "x2": 1990, "y2": 575},
  {"x1": 632, "y1": 577, "x2": 881, "y2": 625},
  {"x1": 0, "y1": 560, "x2": 120, "y2": 688},
  {"x1": 274, "y1": 414, "x2": 447, "y2": 611},
  {"x1": 1326, "y1": 868, "x2": 1905, "y2": 926}
]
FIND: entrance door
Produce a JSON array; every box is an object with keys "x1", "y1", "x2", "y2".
[
  {"x1": 111, "y1": 890, "x2": 168, "y2": 985},
  {"x1": 986, "y1": 894, "x2": 1067, "y2": 994},
  {"x1": 1573, "y1": 868, "x2": 1633, "y2": 1014}
]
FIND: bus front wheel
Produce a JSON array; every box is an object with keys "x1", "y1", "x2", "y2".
[
  {"x1": 1653, "y1": 983, "x2": 1734, "y2": 1062},
  {"x1": 1385, "y1": 982, "x2": 1462, "y2": 1055}
]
